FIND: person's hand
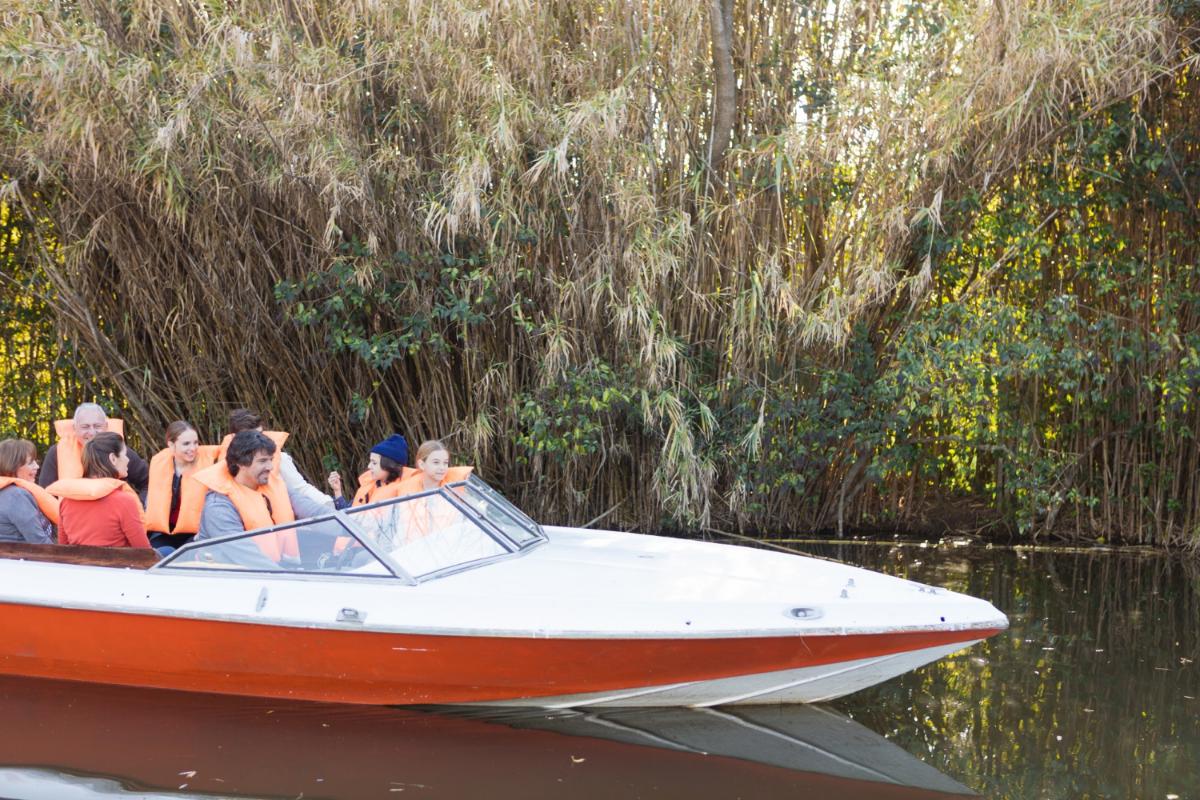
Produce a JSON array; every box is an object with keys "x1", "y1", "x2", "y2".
[{"x1": 327, "y1": 470, "x2": 343, "y2": 497}]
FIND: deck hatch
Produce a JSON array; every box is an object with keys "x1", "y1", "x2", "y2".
[{"x1": 787, "y1": 607, "x2": 824, "y2": 621}]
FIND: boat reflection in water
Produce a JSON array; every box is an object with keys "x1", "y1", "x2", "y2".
[{"x1": 0, "y1": 676, "x2": 975, "y2": 799}]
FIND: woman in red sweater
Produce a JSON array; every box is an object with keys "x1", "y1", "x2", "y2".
[{"x1": 49, "y1": 432, "x2": 150, "y2": 550}]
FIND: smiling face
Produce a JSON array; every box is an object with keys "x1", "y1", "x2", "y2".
[
  {"x1": 246, "y1": 452, "x2": 274, "y2": 487},
  {"x1": 417, "y1": 449, "x2": 450, "y2": 486},
  {"x1": 170, "y1": 428, "x2": 200, "y2": 464},
  {"x1": 73, "y1": 407, "x2": 108, "y2": 444},
  {"x1": 16, "y1": 455, "x2": 38, "y2": 482}
]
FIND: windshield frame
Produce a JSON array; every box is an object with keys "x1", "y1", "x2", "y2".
[
  {"x1": 461, "y1": 474, "x2": 546, "y2": 547},
  {"x1": 151, "y1": 478, "x2": 546, "y2": 582}
]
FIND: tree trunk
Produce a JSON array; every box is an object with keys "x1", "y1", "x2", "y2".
[{"x1": 707, "y1": 0, "x2": 736, "y2": 181}]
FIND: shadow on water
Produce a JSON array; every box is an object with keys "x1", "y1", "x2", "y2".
[{"x1": 0, "y1": 544, "x2": 1195, "y2": 799}]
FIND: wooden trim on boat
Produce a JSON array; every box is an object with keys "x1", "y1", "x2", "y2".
[{"x1": 0, "y1": 542, "x2": 159, "y2": 569}]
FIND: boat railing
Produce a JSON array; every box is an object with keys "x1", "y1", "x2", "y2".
[{"x1": 152, "y1": 477, "x2": 546, "y2": 582}]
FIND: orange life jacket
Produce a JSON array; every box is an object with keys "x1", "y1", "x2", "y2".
[
  {"x1": 392, "y1": 466, "x2": 474, "y2": 497},
  {"x1": 192, "y1": 461, "x2": 298, "y2": 562},
  {"x1": 144, "y1": 445, "x2": 221, "y2": 534},
  {"x1": 351, "y1": 467, "x2": 418, "y2": 506},
  {"x1": 0, "y1": 476, "x2": 61, "y2": 525},
  {"x1": 215, "y1": 431, "x2": 289, "y2": 470},
  {"x1": 52, "y1": 418, "x2": 125, "y2": 481},
  {"x1": 330, "y1": 464, "x2": 476, "y2": 555},
  {"x1": 326, "y1": 468, "x2": 418, "y2": 556},
  {"x1": 46, "y1": 477, "x2": 144, "y2": 521},
  {"x1": 391, "y1": 467, "x2": 475, "y2": 544}
]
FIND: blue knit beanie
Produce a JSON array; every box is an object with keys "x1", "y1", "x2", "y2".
[{"x1": 370, "y1": 434, "x2": 409, "y2": 465}]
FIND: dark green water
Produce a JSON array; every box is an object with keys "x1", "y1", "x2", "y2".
[
  {"x1": 823, "y1": 542, "x2": 1200, "y2": 800},
  {"x1": 0, "y1": 543, "x2": 1195, "y2": 798}
]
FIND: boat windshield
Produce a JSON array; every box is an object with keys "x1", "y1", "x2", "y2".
[{"x1": 154, "y1": 476, "x2": 545, "y2": 582}]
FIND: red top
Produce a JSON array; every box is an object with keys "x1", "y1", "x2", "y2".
[{"x1": 59, "y1": 490, "x2": 151, "y2": 549}]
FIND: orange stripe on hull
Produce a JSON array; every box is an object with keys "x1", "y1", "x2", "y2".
[{"x1": 0, "y1": 602, "x2": 1000, "y2": 705}]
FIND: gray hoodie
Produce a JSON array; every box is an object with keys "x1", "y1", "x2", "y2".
[{"x1": 0, "y1": 484, "x2": 55, "y2": 544}]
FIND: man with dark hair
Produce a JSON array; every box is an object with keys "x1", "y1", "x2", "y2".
[
  {"x1": 227, "y1": 409, "x2": 263, "y2": 432},
  {"x1": 216, "y1": 408, "x2": 335, "y2": 511},
  {"x1": 194, "y1": 431, "x2": 328, "y2": 547}
]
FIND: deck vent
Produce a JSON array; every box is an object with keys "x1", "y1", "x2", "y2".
[{"x1": 787, "y1": 607, "x2": 823, "y2": 621}]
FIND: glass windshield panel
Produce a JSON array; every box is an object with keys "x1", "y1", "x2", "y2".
[
  {"x1": 452, "y1": 482, "x2": 542, "y2": 546},
  {"x1": 465, "y1": 476, "x2": 544, "y2": 539},
  {"x1": 343, "y1": 491, "x2": 508, "y2": 578},
  {"x1": 163, "y1": 516, "x2": 395, "y2": 576}
]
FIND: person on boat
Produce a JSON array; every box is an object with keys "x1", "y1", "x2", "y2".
[
  {"x1": 394, "y1": 440, "x2": 473, "y2": 495},
  {"x1": 145, "y1": 420, "x2": 220, "y2": 552},
  {"x1": 328, "y1": 434, "x2": 412, "y2": 509},
  {"x1": 383, "y1": 440, "x2": 476, "y2": 546},
  {"x1": 37, "y1": 403, "x2": 150, "y2": 498},
  {"x1": 0, "y1": 438, "x2": 58, "y2": 545},
  {"x1": 372, "y1": 440, "x2": 502, "y2": 567},
  {"x1": 216, "y1": 408, "x2": 335, "y2": 510},
  {"x1": 47, "y1": 432, "x2": 152, "y2": 551},
  {"x1": 194, "y1": 430, "x2": 330, "y2": 567},
  {"x1": 322, "y1": 434, "x2": 413, "y2": 561}
]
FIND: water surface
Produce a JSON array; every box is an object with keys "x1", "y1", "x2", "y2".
[{"x1": 819, "y1": 541, "x2": 1200, "y2": 800}]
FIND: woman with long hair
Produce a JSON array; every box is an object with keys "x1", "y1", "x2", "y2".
[
  {"x1": 48, "y1": 432, "x2": 151, "y2": 550},
  {"x1": 145, "y1": 420, "x2": 219, "y2": 551}
]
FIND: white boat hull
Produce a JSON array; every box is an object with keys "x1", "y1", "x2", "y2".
[{"x1": 0, "y1": 526, "x2": 1007, "y2": 706}]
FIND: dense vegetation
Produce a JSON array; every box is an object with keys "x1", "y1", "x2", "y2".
[{"x1": 0, "y1": 0, "x2": 1197, "y2": 545}]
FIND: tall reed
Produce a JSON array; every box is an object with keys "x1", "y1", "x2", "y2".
[{"x1": 0, "y1": 0, "x2": 1192, "y2": 540}]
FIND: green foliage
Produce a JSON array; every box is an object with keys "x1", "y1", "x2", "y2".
[
  {"x1": 513, "y1": 360, "x2": 634, "y2": 462},
  {"x1": 711, "y1": 326, "x2": 889, "y2": 521},
  {"x1": 0, "y1": 199, "x2": 92, "y2": 447},
  {"x1": 0, "y1": 0, "x2": 1196, "y2": 544},
  {"x1": 274, "y1": 240, "x2": 496, "y2": 368},
  {"x1": 879, "y1": 96, "x2": 1200, "y2": 541}
]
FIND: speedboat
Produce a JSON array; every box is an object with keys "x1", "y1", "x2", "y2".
[{"x1": 0, "y1": 476, "x2": 1007, "y2": 706}]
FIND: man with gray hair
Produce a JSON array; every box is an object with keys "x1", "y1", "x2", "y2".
[{"x1": 37, "y1": 403, "x2": 150, "y2": 496}]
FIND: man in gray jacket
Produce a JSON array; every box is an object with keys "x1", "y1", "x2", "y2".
[
  {"x1": 224, "y1": 408, "x2": 334, "y2": 510},
  {"x1": 193, "y1": 431, "x2": 331, "y2": 569}
]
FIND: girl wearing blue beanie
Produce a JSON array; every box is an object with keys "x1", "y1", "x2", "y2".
[{"x1": 328, "y1": 434, "x2": 413, "y2": 508}]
